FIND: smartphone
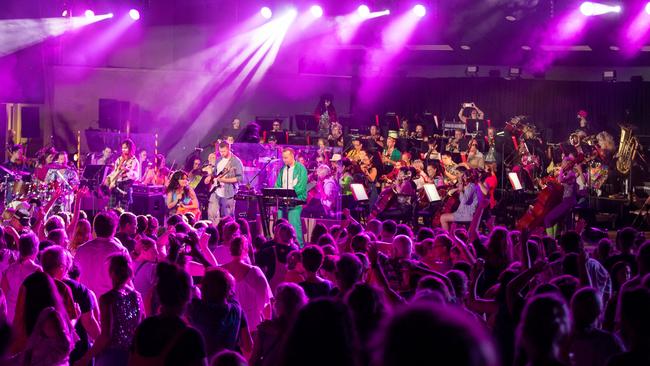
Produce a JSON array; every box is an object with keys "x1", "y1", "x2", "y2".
[{"x1": 462, "y1": 103, "x2": 473, "y2": 108}]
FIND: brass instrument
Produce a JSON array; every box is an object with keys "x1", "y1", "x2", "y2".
[{"x1": 616, "y1": 125, "x2": 639, "y2": 175}]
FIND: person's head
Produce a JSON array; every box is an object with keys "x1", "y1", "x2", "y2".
[
  {"x1": 392, "y1": 235, "x2": 412, "y2": 259},
  {"x1": 616, "y1": 227, "x2": 638, "y2": 254},
  {"x1": 138, "y1": 149, "x2": 147, "y2": 162},
  {"x1": 637, "y1": 241, "x2": 650, "y2": 275},
  {"x1": 416, "y1": 276, "x2": 453, "y2": 303},
  {"x1": 331, "y1": 122, "x2": 342, "y2": 135},
  {"x1": 386, "y1": 136, "x2": 396, "y2": 148},
  {"x1": 446, "y1": 269, "x2": 469, "y2": 303},
  {"x1": 46, "y1": 228, "x2": 68, "y2": 247},
  {"x1": 232, "y1": 118, "x2": 241, "y2": 129},
  {"x1": 54, "y1": 151, "x2": 68, "y2": 165},
  {"x1": 274, "y1": 223, "x2": 294, "y2": 245},
  {"x1": 9, "y1": 144, "x2": 23, "y2": 161},
  {"x1": 137, "y1": 237, "x2": 159, "y2": 261},
  {"x1": 351, "y1": 233, "x2": 370, "y2": 253},
  {"x1": 18, "y1": 232, "x2": 39, "y2": 259},
  {"x1": 345, "y1": 283, "x2": 385, "y2": 343},
  {"x1": 454, "y1": 129, "x2": 464, "y2": 140},
  {"x1": 102, "y1": 146, "x2": 112, "y2": 158},
  {"x1": 229, "y1": 236, "x2": 248, "y2": 258},
  {"x1": 109, "y1": 253, "x2": 133, "y2": 287},
  {"x1": 119, "y1": 212, "x2": 137, "y2": 236},
  {"x1": 222, "y1": 221, "x2": 240, "y2": 243},
  {"x1": 272, "y1": 120, "x2": 282, "y2": 131},
  {"x1": 316, "y1": 164, "x2": 331, "y2": 180},
  {"x1": 210, "y1": 350, "x2": 247, "y2": 366},
  {"x1": 570, "y1": 287, "x2": 602, "y2": 330},
  {"x1": 427, "y1": 234, "x2": 453, "y2": 260},
  {"x1": 302, "y1": 245, "x2": 324, "y2": 274},
  {"x1": 274, "y1": 282, "x2": 307, "y2": 320},
  {"x1": 201, "y1": 267, "x2": 234, "y2": 304},
  {"x1": 93, "y1": 211, "x2": 118, "y2": 238},
  {"x1": 121, "y1": 138, "x2": 136, "y2": 157},
  {"x1": 517, "y1": 294, "x2": 571, "y2": 360},
  {"x1": 559, "y1": 231, "x2": 581, "y2": 254},
  {"x1": 378, "y1": 303, "x2": 497, "y2": 366},
  {"x1": 336, "y1": 253, "x2": 363, "y2": 292},
  {"x1": 218, "y1": 141, "x2": 232, "y2": 159},
  {"x1": 281, "y1": 299, "x2": 359, "y2": 366},
  {"x1": 577, "y1": 110, "x2": 588, "y2": 125},
  {"x1": 486, "y1": 227, "x2": 511, "y2": 268},
  {"x1": 167, "y1": 171, "x2": 189, "y2": 193},
  {"x1": 40, "y1": 246, "x2": 71, "y2": 280},
  {"x1": 21, "y1": 271, "x2": 65, "y2": 336},
  {"x1": 381, "y1": 220, "x2": 397, "y2": 241},
  {"x1": 282, "y1": 147, "x2": 296, "y2": 167},
  {"x1": 192, "y1": 158, "x2": 201, "y2": 170},
  {"x1": 156, "y1": 262, "x2": 192, "y2": 313},
  {"x1": 441, "y1": 152, "x2": 453, "y2": 165}
]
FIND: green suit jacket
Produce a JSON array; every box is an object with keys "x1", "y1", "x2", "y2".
[{"x1": 274, "y1": 162, "x2": 308, "y2": 201}]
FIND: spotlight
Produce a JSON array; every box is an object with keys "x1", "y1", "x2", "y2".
[
  {"x1": 261, "y1": 6, "x2": 272, "y2": 19},
  {"x1": 646, "y1": 2, "x2": 650, "y2": 14},
  {"x1": 84, "y1": 9, "x2": 95, "y2": 18},
  {"x1": 129, "y1": 9, "x2": 140, "y2": 20},
  {"x1": 465, "y1": 65, "x2": 479, "y2": 77},
  {"x1": 62, "y1": 9, "x2": 68, "y2": 17},
  {"x1": 460, "y1": 45, "x2": 471, "y2": 50},
  {"x1": 521, "y1": 45, "x2": 532, "y2": 51},
  {"x1": 358, "y1": 5, "x2": 370, "y2": 17},
  {"x1": 609, "y1": 45, "x2": 620, "y2": 51},
  {"x1": 413, "y1": 4, "x2": 426, "y2": 17},
  {"x1": 505, "y1": 15, "x2": 517, "y2": 21},
  {"x1": 310, "y1": 5, "x2": 323, "y2": 18},
  {"x1": 603, "y1": 70, "x2": 616, "y2": 81},
  {"x1": 508, "y1": 67, "x2": 522, "y2": 78},
  {"x1": 580, "y1": 2, "x2": 621, "y2": 16}
]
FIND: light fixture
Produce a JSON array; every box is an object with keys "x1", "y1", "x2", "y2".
[
  {"x1": 521, "y1": 45, "x2": 532, "y2": 51},
  {"x1": 609, "y1": 45, "x2": 620, "y2": 51},
  {"x1": 466, "y1": 65, "x2": 479, "y2": 77},
  {"x1": 603, "y1": 70, "x2": 616, "y2": 81},
  {"x1": 358, "y1": 5, "x2": 370, "y2": 17},
  {"x1": 260, "y1": 6, "x2": 272, "y2": 19},
  {"x1": 84, "y1": 9, "x2": 95, "y2": 18},
  {"x1": 310, "y1": 5, "x2": 323, "y2": 18},
  {"x1": 460, "y1": 45, "x2": 471, "y2": 50},
  {"x1": 413, "y1": 4, "x2": 426, "y2": 17},
  {"x1": 505, "y1": 15, "x2": 517, "y2": 21},
  {"x1": 128, "y1": 9, "x2": 140, "y2": 20}
]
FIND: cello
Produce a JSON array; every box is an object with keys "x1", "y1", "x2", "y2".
[{"x1": 515, "y1": 180, "x2": 563, "y2": 231}]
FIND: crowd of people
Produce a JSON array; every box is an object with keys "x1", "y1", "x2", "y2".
[{"x1": 0, "y1": 182, "x2": 648, "y2": 366}]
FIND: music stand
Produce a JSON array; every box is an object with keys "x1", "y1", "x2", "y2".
[
  {"x1": 423, "y1": 184, "x2": 442, "y2": 202},
  {"x1": 466, "y1": 119, "x2": 484, "y2": 135},
  {"x1": 350, "y1": 184, "x2": 368, "y2": 201},
  {"x1": 508, "y1": 172, "x2": 523, "y2": 191}
]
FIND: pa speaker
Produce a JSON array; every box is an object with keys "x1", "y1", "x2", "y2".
[
  {"x1": 21, "y1": 106, "x2": 41, "y2": 138},
  {"x1": 98, "y1": 98, "x2": 130, "y2": 131}
]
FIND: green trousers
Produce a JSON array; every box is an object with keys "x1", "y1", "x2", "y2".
[{"x1": 278, "y1": 206, "x2": 304, "y2": 246}]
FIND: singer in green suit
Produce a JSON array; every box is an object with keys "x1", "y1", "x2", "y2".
[{"x1": 275, "y1": 147, "x2": 308, "y2": 245}]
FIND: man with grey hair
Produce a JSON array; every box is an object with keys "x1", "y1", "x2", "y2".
[{"x1": 304, "y1": 164, "x2": 340, "y2": 219}]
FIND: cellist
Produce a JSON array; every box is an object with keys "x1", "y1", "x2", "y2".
[{"x1": 543, "y1": 155, "x2": 577, "y2": 237}]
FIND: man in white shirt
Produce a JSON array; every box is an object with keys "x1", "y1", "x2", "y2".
[{"x1": 74, "y1": 211, "x2": 129, "y2": 297}]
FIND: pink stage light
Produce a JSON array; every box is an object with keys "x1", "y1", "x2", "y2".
[
  {"x1": 646, "y1": 2, "x2": 650, "y2": 14},
  {"x1": 579, "y1": 2, "x2": 621, "y2": 16},
  {"x1": 84, "y1": 9, "x2": 95, "y2": 18},
  {"x1": 61, "y1": 9, "x2": 68, "y2": 17},
  {"x1": 129, "y1": 9, "x2": 140, "y2": 20},
  {"x1": 413, "y1": 4, "x2": 426, "y2": 17},
  {"x1": 310, "y1": 5, "x2": 323, "y2": 18},
  {"x1": 261, "y1": 7, "x2": 272, "y2": 19},
  {"x1": 358, "y1": 5, "x2": 370, "y2": 18}
]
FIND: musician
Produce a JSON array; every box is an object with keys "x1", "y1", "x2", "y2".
[
  {"x1": 137, "y1": 149, "x2": 148, "y2": 178},
  {"x1": 412, "y1": 160, "x2": 428, "y2": 190},
  {"x1": 222, "y1": 117, "x2": 242, "y2": 141},
  {"x1": 543, "y1": 155, "x2": 578, "y2": 237},
  {"x1": 316, "y1": 138, "x2": 330, "y2": 164},
  {"x1": 446, "y1": 129, "x2": 469, "y2": 156},
  {"x1": 412, "y1": 124, "x2": 426, "y2": 140},
  {"x1": 426, "y1": 162, "x2": 444, "y2": 187},
  {"x1": 422, "y1": 140, "x2": 440, "y2": 168},
  {"x1": 188, "y1": 157, "x2": 204, "y2": 190},
  {"x1": 346, "y1": 138, "x2": 364, "y2": 163},
  {"x1": 327, "y1": 122, "x2": 344, "y2": 148},
  {"x1": 304, "y1": 165, "x2": 339, "y2": 218},
  {"x1": 108, "y1": 139, "x2": 140, "y2": 210},
  {"x1": 34, "y1": 146, "x2": 57, "y2": 182},
  {"x1": 166, "y1": 171, "x2": 199, "y2": 217},
  {"x1": 96, "y1": 147, "x2": 113, "y2": 165},
  {"x1": 207, "y1": 142, "x2": 244, "y2": 222},
  {"x1": 479, "y1": 163, "x2": 498, "y2": 210},
  {"x1": 45, "y1": 152, "x2": 79, "y2": 212},
  {"x1": 359, "y1": 151, "x2": 379, "y2": 205},
  {"x1": 440, "y1": 166, "x2": 482, "y2": 231},
  {"x1": 466, "y1": 139, "x2": 485, "y2": 169},
  {"x1": 382, "y1": 136, "x2": 402, "y2": 167},
  {"x1": 483, "y1": 126, "x2": 499, "y2": 164},
  {"x1": 398, "y1": 117, "x2": 411, "y2": 138},
  {"x1": 314, "y1": 94, "x2": 337, "y2": 137},
  {"x1": 441, "y1": 152, "x2": 459, "y2": 185},
  {"x1": 275, "y1": 147, "x2": 308, "y2": 245},
  {"x1": 3, "y1": 145, "x2": 28, "y2": 203},
  {"x1": 141, "y1": 153, "x2": 169, "y2": 186},
  {"x1": 376, "y1": 166, "x2": 417, "y2": 222},
  {"x1": 458, "y1": 102, "x2": 484, "y2": 125},
  {"x1": 364, "y1": 125, "x2": 385, "y2": 150},
  {"x1": 576, "y1": 110, "x2": 591, "y2": 135}
]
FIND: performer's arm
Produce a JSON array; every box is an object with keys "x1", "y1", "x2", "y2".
[
  {"x1": 185, "y1": 188, "x2": 200, "y2": 210},
  {"x1": 294, "y1": 165, "x2": 308, "y2": 200}
]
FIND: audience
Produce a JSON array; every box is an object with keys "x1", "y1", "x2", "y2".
[{"x1": 0, "y1": 191, "x2": 648, "y2": 366}]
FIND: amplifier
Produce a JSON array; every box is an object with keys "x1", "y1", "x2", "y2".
[
  {"x1": 131, "y1": 193, "x2": 166, "y2": 223},
  {"x1": 132, "y1": 184, "x2": 166, "y2": 195}
]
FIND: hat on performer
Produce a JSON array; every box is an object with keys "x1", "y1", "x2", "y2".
[
  {"x1": 387, "y1": 130, "x2": 399, "y2": 139},
  {"x1": 577, "y1": 110, "x2": 588, "y2": 118},
  {"x1": 330, "y1": 154, "x2": 342, "y2": 162}
]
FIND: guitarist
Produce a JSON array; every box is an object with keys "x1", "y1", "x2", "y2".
[
  {"x1": 106, "y1": 139, "x2": 140, "y2": 210},
  {"x1": 206, "y1": 141, "x2": 244, "y2": 222}
]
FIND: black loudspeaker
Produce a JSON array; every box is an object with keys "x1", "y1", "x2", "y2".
[
  {"x1": 132, "y1": 193, "x2": 166, "y2": 223},
  {"x1": 235, "y1": 199, "x2": 260, "y2": 220},
  {"x1": 98, "y1": 98, "x2": 131, "y2": 131},
  {"x1": 21, "y1": 106, "x2": 41, "y2": 138}
]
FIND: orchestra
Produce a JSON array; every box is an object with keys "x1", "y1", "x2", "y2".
[{"x1": 0, "y1": 101, "x2": 640, "y2": 240}]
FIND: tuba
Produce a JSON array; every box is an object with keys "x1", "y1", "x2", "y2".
[{"x1": 615, "y1": 125, "x2": 639, "y2": 175}]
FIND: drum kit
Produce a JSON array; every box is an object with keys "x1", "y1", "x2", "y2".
[{"x1": 0, "y1": 164, "x2": 76, "y2": 210}]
